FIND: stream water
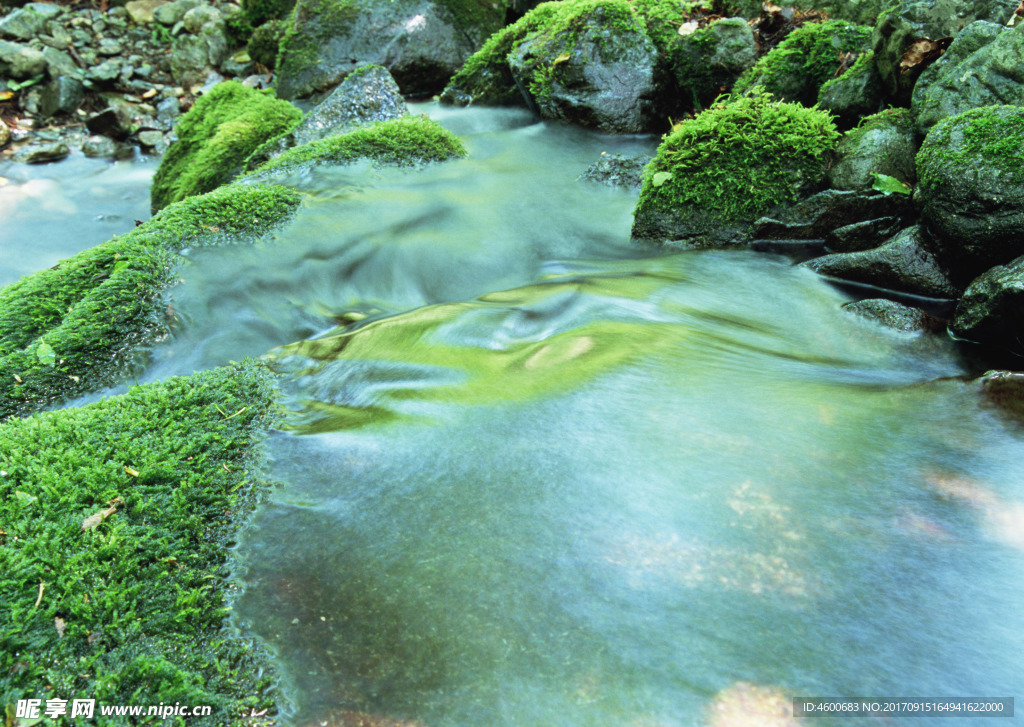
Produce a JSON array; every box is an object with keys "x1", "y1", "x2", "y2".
[{"x1": 10, "y1": 105, "x2": 1024, "y2": 725}]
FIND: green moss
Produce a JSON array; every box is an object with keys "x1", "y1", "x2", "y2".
[
  {"x1": 917, "y1": 105, "x2": 1024, "y2": 195},
  {"x1": 842, "y1": 105, "x2": 912, "y2": 146},
  {"x1": 636, "y1": 88, "x2": 839, "y2": 223},
  {"x1": 0, "y1": 184, "x2": 304, "y2": 420},
  {"x1": 0, "y1": 362, "x2": 281, "y2": 723},
  {"x1": 151, "y1": 81, "x2": 303, "y2": 213},
  {"x1": 243, "y1": 0, "x2": 296, "y2": 25},
  {"x1": 250, "y1": 116, "x2": 467, "y2": 175},
  {"x1": 276, "y1": 0, "x2": 361, "y2": 91},
  {"x1": 440, "y1": 3, "x2": 559, "y2": 105},
  {"x1": 630, "y1": 0, "x2": 690, "y2": 54},
  {"x1": 247, "y1": 19, "x2": 285, "y2": 69},
  {"x1": 733, "y1": 19, "x2": 872, "y2": 105},
  {"x1": 817, "y1": 48, "x2": 874, "y2": 100}
]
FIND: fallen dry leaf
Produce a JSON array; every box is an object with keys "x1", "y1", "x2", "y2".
[
  {"x1": 899, "y1": 37, "x2": 951, "y2": 74},
  {"x1": 124, "y1": 465, "x2": 139, "y2": 477},
  {"x1": 55, "y1": 617, "x2": 66, "y2": 638},
  {"x1": 81, "y1": 497, "x2": 125, "y2": 532}
]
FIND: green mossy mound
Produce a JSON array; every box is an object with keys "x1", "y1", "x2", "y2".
[
  {"x1": 250, "y1": 116, "x2": 467, "y2": 176},
  {"x1": 733, "y1": 19, "x2": 873, "y2": 105},
  {"x1": 151, "y1": 82, "x2": 303, "y2": 212},
  {"x1": 0, "y1": 184, "x2": 304, "y2": 420},
  {"x1": 632, "y1": 89, "x2": 839, "y2": 245},
  {"x1": 0, "y1": 362, "x2": 279, "y2": 723}
]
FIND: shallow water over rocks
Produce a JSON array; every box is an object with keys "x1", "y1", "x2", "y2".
[{"x1": 31, "y1": 104, "x2": 1024, "y2": 725}]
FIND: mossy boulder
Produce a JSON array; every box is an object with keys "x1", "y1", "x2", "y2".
[
  {"x1": 275, "y1": 0, "x2": 504, "y2": 99},
  {"x1": 631, "y1": 90, "x2": 840, "y2": 247},
  {"x1": 151, "y1": 81, "x2": 302, "y2": 212},
  {"x1": 506, "y1": 0, "x2": 658, "y2": 133},
  {"x1": 817, "y1": 50, "x2": 884, "y2": 127},
  {"x1": 243, "y1": 0, "x2": 295, "y2": 25},
  {"x1": 952, "y1": 255, "x2": 1024, "y2": 354},
  {"x1": 916, "y1": 105, "x2": 1024, "y2": 284},
  {"x1": 247, "y1": 18, "x2": 286, "y2": 70},
  {"x1": 439, "y1": 4, "x2": 560, "y2": 106},
  {"x1": 0, "y1": 184, "x2": 304, "y2": 419},
  {"x1": 733, "y1": 20, "x2": 872, "y2": 106},
  {"x1": 668, "y1": 17, "x2": 758, "y2": 109},
  {"x1": 911, "y1": 21, "x2": 1024, "y2": 134},
  {"x1": 871, "y1": 0, "x2": 1017, "y2": 101},
  {"x1": 828, "y1": 108, "x2": 917, "y2": 191},
  {"x1": 248, "y1": 115, "x2": 466, "y2": 177},
  {"x1": 0, "y1": 361, "x2": 281, "y2": 719}
]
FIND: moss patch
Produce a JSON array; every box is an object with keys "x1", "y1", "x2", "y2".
[
  {"x1": 0, "y1": 184, "x2": 304, "y2": 420},
  {"x1": 151, "y1": 82, "x2": 303, "y2": 212},
  {"x1": 275, "y1": 0, "x2": 361, "y2": 94},
  {"x1": 250, "y1": 116, "x2": 466, "y2": 175},
  {"x1": 635, "y1": 89, "x2": 839, "y2": 224},
  {"x1": 0, "y1": 362, "x2": 280, "y2": 723},
  {"x1": 917, "y1": 105, "x2": 1024, "y2": 195},
  {"x1": 243, "y1": 0, "x2": 296, "y2": 25},
  {"x1": 247, "y1": 19, "x2": 286, "y2": 70},
  {"x1": 733, "y1": 19, "x2": 872, "y2": 105}
]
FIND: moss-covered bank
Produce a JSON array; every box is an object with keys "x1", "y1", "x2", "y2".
[
  {"x1": 0, "y1": 184, "x2": 304, "y2": 421},
  {"x1": 151, "y1": 82, "x2": 303, "y2": 213},
  {"x1": 0, "y1": 362, "x2": 280, "y2": 724}
]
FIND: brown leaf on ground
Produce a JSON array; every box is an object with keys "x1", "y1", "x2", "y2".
[
  {"x1": 55, "y1": 617, "x2": 66, "y2": 638},
  {"x1": 899, "y1": 37, "x2": 952, "y2": 74},
  {"x1": 81, "y1": 496, "x2": 125, "y2": 531}
]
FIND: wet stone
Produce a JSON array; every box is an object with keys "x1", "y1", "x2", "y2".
[
  {"x1": 825, "y1": 216, "x2": 905, "y2": 253},
  {"x1": 842, "y1": 298, "x2": 943, "y2": 332},
  {"x1": 0, "y1": 7, "x2": 50, "y2": 41},
  {"x1": 38, "y1": 75, "x2": 85, "y2": 118},
  {"x1": 86, "y1": 59, "x2": 121, "y2": 82},
  {"x1": 137, "y1": 129, "x2": 164, "y2": 147},
  {"x1": 578, "y1": 153, "x2": 651, "y2": 190},
  {"x1": 98, "y1": 38, "x2": 123, "y2": 56},
  {"x1": 12, "y1": 140, "x2": 70, "y2": 163}
]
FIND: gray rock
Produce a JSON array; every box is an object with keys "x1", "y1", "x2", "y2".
[
  {"x1": 156, "y1": 95, "x2": 180, "y2": 123},
  {"x1": 40, "y1": 25, "x2": 72, "y2": 50},
  {"x1": 917, "y1": 105, "x2": 1024, "y2": 283},
  {"x1": 38, "y1": 74, "x2": 85, "y2": 117},
  {"x1": 137, "y1": 128, "x2": 165, "y2": 146},
  {"x1": 912, "y1": 21, "x2": 1024, "y2": 134},
  {"x1": 508, "y1": 3, "x2": 658, "y2": 133},
  {"x1": 802, "y1": 225, "x2": 959, "y2": 298},
  {"x1": 85, "y1": 105, "x2": 133, "y2": 139},
  {"x1": 153, "y1": 0, "x2": 201, "y2": 25},
  {"x1": 12, "y1": 141, "x2": 70, "y2": 163},
  {"x1": 828, "y1": 109, "x2": 917, "y2": 191},
  {"x1": 825, "y1": 216, "x2": 905, "y2": 252},
  {"x1": 0, "y1": 39, "x2": 46, "y2": 78},
  {"x1": 168, "y1": 33, "x2": 210, "y2": 86},
  {"x1": 577, "y1": 153, "x2": 650, "y2": 190},
  {"x1": 126, "y1": 0, "x2": 167, "y2": 24},
  {"x1": 81, "y1": 134, "x2": 118, "y2": 157},
  {"x1": 817, "y1": 51, "x2": 885, "y2": 127},
  {"x1": 872, "y1": 0, "x2": 1017, "y2": 99},
  {"x1": 952, "y1": 255, "x2": 1024, "y2": 353},
  {"x1": 41, "y1": 45, "x2": 78, "y2": 77},
  {"x1": 276, "y1": 0, "x2": 502, "y2": 99},
  {"x1": 753, "y1": 189, "x2": 913, "y2": 240},
  {"x1": 26, "y1": 3, "x2": 62, "y2": 19},
  {"x1": 98, "y1": 38, "x2": 123, "y2": 56},
  {"x1": 0, "y1": 118, "x2": 9, "y2": 148},
  {"x1": 0, "y1": 7, "x2": 49, "y2": 41},
  {"x1": 843, "y1": 298, "x2": 942, "y2": 332},
  {"x1": 86, "y1": 59, "x2": 121, "y2": 82},
  {"x1": 181, "y1": 4, "x2": 221, "y2": 33}
]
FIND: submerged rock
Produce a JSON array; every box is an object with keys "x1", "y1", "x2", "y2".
[
  {"x1": 577, "y1": 153, "x2": 650, "y2": 190},
  {"x1": 952, "y1": 255, "x2": 1024, "y2": 355},
  {"x1": 828, "y1": 108, "x2": 917, "y2": 191},
  {"x1": 632, "y1": 91, "x2": 838, "y2": 247},
  {"x1": 151, "y1": 80, "x2": 302, "y2": 211},
  {"x1": 803, "y1": 225, "x2": 959, "y2": 298},
  {"x1": 916, "y1": 105, "x2": 1024, "y2": 284},
  {"x1": 912, "y1": 21, "x2": 1024, "y2": 134},
  {"x1": 507, "y1": 0, "x2": 657, "y2": 133},
  {"x1": 275, "y1": 0, "x2": 503, "y2": 99}
]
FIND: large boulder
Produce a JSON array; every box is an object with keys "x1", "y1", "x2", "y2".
[
  {"x1": 733, "y1": 19, "x2": 873, "y2": 106},
  {"x1": 802, "y1": 225, "x2": 959, "y2": 298},
  {"x1": 631, "y1": 90, "x2": 839, "y2": 247},
  {"x1": 828, "y1": 108, "x2": 917, "y2": 191},
  {"x1": 912, "y1": 21, "x2": 1024, "y2": 134},
  {"x1": 871, "y1": 0, "x2": 1017, "y2": 100},
  {"x1": 506, "y1": 0, "x2": 658, "y2": 133},
  {"x1": 275, "y1": 0, "x2": 504, "y2": 99},
  {"x1": 151, "y1": 81, "x2": 303, "y2": 212},
  {"x1": 952, "y1": 255, "x2": 1024, "y2": 354},
  {"x1": 916, "y1": 105, "x2": 1024, "y2": 284}
]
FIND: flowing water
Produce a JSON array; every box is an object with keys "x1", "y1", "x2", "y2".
[{"x1": 13, "y1": 106, "x2": 1024, "y2": 725}]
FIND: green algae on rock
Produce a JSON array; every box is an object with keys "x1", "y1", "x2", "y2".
[
  {"x1": 0, "y1": 184, "x2": 304, "y2": 420},
  {"x1": 916, "y1": 105, "x2": 1024, "y2": 283},
  {"x1": 733, "y1": 19, "x2": 873, "y2": 106},
  {"x1": 816, "y1": 50, "x2": 884, "y2": 128},
  {"x1": 667, "y1": 16, "x2": 757, "y2": 109},
  {"x1": 248, "y1": 115, "x2": 466, "y2": 176},
  {"x1": 0, "y1": 361, "x2": 281, "y2": 723},
  {"x1": 631, "y1": 89, "x2": 839, "y2": 246},
  {"x1": 828, "y1": 108, "x2": 917, "y2": 191},
  {"x1": 150, "y1": 81, "x2": 303, "y2": 212}
]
